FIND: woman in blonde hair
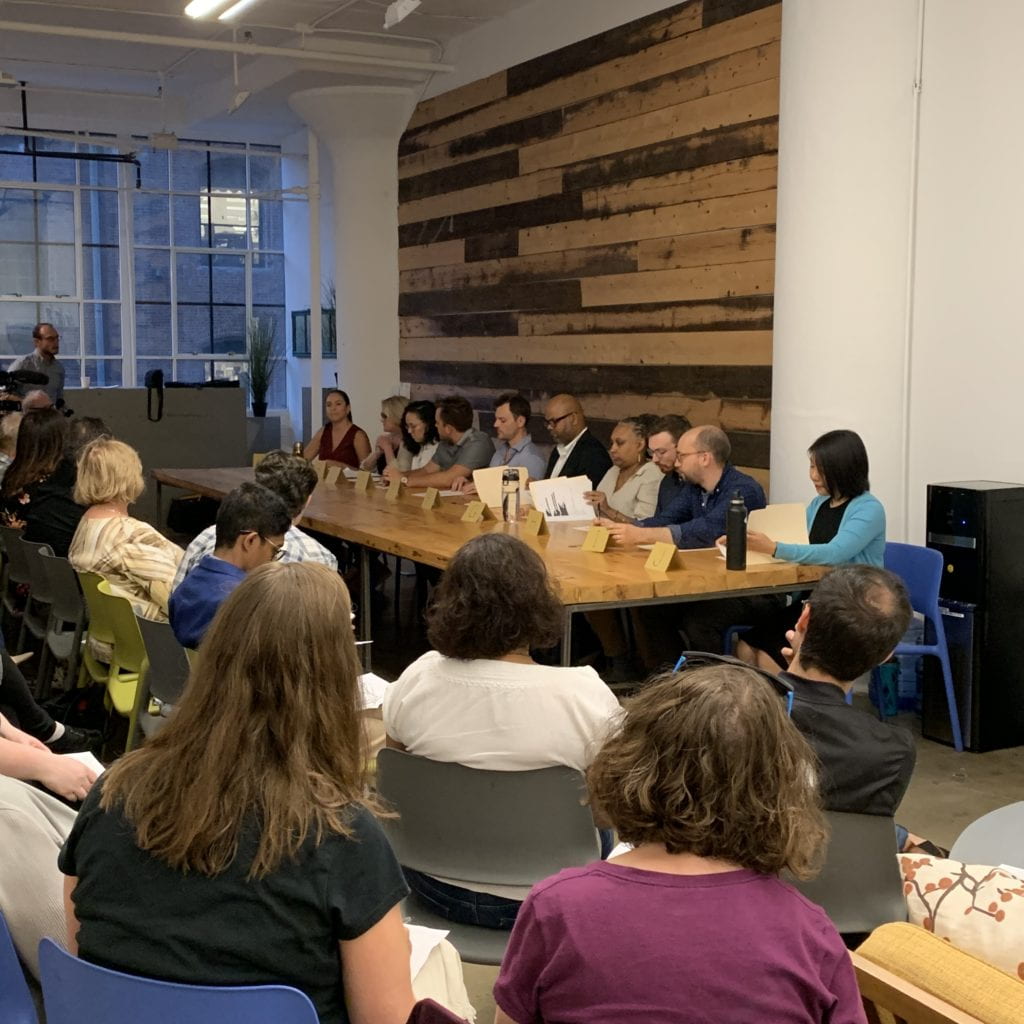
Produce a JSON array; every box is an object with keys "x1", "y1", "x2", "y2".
[
  {"x1": 69, "y1": 438, "x2": 182, "y2": 621},
  {"x1": 59, "y1": 563, "x2": 416, "y2": 1024},
  {"x1": 494, "y1": 663, "x2": 865, "y2": 1024},
  {"x1": 359, "y1": 394, "x2": 409, "y2": 473}
]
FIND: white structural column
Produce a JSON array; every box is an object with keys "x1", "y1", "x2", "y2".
[
  {"x1": 289, "y1": 86, "x2": 417, "y2": 432},
  {"x1": 771, "y1": 0, "x2": 920, "y2": 536}
]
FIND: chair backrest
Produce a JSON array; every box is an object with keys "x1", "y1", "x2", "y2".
[
  {"x1": 884, "y1": 542, "x2": 943, "y2": 618},
  {"x1": 787, "y1": 811, "x2": 906, "y2": 937},
  {"x1": 0, "y1": 911, "x2": 37, "y2": 1024},
  {"x1": 77, "y1": 571, "x2": 117, "y2": 648},
  {"x1": 851, "y1": 951, "x2": 985, "y2": 1024},
  {"x1": 136, "y1": 616, "x2": 191, "y2": 705},
  {"x1": 38, "y1": 550, "x2": 87, "y2": 627},
  {"x1": 1, "y1": 525, "x2": 31, "y2": 587},
  {"x1": 96, "y1": 579, "x2": 147, "y2": 675},
  {"x1": 376, "y1": 749, "x2": 601, "y2": 888},
  {"x1": 20, "y1": 538, "x2": 54, "y2": 605},
  {"x1": 38, "y1": 939, "x2": 318, "y2": 1024}
]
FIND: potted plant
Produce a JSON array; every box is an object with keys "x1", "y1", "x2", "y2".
[{"x1": 247, "y1": 316, "x2": 279, "y2": 417}]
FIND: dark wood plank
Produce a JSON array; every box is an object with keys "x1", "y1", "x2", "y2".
[
  {"x1": 703, "y1": 0, "x2": 778, "y2": 30},
  {"x1": 401, "y1": 109, "x2": 563, "y2": 159},
  {"x1": 399, "y1": 150, "x2": 519, "y2": 203},
  {"x1": 401, "y1": 312, "x2": 520, "y2": 338},
  {"x1": 399, "y1": 280, "x2": 581, "y2": 316},
  {"x1": 464, "y1": 231, "x2": 519, "y2": 262}
]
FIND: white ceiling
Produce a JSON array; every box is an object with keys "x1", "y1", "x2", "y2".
[{"x1": 0, "y1": 0, "x2": 536, "y2": 139}]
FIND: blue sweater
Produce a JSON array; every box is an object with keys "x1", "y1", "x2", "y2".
[
  {"x1": 774, "y1": 492, "x2": 886, "y2": 566},
  {"x1": 169, "y1": 555, "x2": 246, "y2": 649}
]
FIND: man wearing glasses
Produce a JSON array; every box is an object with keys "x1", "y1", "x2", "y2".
[
  {"x1": 169, "y1": 482, "x2": 290, "y2": 649},
  {"x1": 542, "y1": 393, "x2": 612, "y2": 489},
  {"x1": 9, "y1": 323, "x2": 66, "y2": 406}
]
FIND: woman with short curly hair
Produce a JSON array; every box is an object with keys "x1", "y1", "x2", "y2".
[{"x1": 494, "y1": 664, "x2": 865, "y2": 1024}]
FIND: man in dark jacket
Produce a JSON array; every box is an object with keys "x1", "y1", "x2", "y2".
[{"x1": 542, "y1": 393, "x2": 611, "y2": 490}]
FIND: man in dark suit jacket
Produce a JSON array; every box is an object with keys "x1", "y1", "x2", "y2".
[{"x1": 542, "y1": 393, "x2": 611, "y2": 489}]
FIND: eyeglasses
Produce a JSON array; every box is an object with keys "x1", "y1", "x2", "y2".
[
  {"x1": 266, "y1": 538, "x2": 285, "y2": 561},
  {"x1": 38, "y1": 333, "x2": 59, "y2": 341},
  {"x1": 544, "y1": 412, "x2": 574, "y2": 428},
  {"x1": 676, "y1": 449, "x2": 708, "y2": 460}
]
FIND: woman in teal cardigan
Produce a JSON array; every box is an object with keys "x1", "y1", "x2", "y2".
[{"x1": 737, "y1": 429, "x2": 885, "y2": 669}]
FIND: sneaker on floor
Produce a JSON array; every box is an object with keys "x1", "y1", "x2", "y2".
[{"x1": 46, "y1": 726, "x2": 103, "y2": 755}]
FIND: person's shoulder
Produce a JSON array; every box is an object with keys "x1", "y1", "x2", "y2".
[
  {"x1": 527, "y1": 863, "x2": 608, "y2": 908},
  {"x1": 850, "y1": 492, "x2": 885, "y2": 516},
  {"x1": 637, "y1": 461, "x2": 662, "y2": 481},
  {"x1": 392, "y1": 650, "x2": 444, "y2": 687}
]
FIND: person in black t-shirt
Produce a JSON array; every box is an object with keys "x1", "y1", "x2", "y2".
[{"x1": 59, "y1": 562, "x2": 415, "y2": 1024}]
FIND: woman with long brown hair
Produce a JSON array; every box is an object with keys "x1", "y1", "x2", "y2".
[
  {"x1": 59, "y1": 562, "x2": 415, "y2": 1024},
  {"x1": 0, "y1": 408, "x2": 83, "y2": 555},
  {"x1": 303, "y1": 388, "x2": 372, "y2": 470},
  {"x1": 494, "y1": 663, "x2": 865, "y2": 1024}
]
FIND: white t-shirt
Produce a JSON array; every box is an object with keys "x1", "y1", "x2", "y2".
[{"x1": 383, "y1": 650, "x2": 621, "y2": 772}]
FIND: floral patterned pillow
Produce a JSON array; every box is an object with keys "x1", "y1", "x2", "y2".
[{"x1": 900, "y1": 855, "x2": 1024, "y2": 980}]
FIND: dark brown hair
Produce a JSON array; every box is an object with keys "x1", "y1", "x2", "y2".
[
  {"x1": 494, "y1": 392, "x2": 531, "y2": 424},
  {"x1": 587, "y1": 665, "x2": 827, "y2": 878},
  {"x1": 650, "y1": 415, "x2": 692, "y2": 444},
  {"x1": 255, "y1": 449, "x2": 319, "y2": 518},
  {"x1": 436, "y1": 395, "x2": 474, "y2": 433},
  {"x1": 101, "y1": 562, "x2": 372, "y2": 879},
  {"x1": 427, "y1": 533, "x2": 562, "y2": 658},
  {"x1": 808, "y1": 429, "x2": 870, "y2": 500},
  {"x1": 2, "y1": 408, "x2": 69, "y2": 496}
]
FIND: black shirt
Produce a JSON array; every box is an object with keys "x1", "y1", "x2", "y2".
[
  {"x1": 59, "y1": 781, "x2": 409, "y2": 1024},
  {"x1": 2, "y1": 456, "x2": 84, "y2": 556},
  {"x1": 808, "y1": 499, "x2": 848, "y2": 544},
  {"x1": 783, "y1": 671, "x2": 916, "y2": 816}
]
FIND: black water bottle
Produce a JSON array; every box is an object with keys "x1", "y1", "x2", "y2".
[{"x1": 725, "y1": 490, "x2": 747, "y2": 570}]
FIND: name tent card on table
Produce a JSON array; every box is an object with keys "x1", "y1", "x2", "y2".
[
  {"x1": 524, "y1": 507, "x2": 549, "y2": 536},
  {"x1": 461, "y1": 500, "x2": 495, "y2": 524},
  {"x1": 421, "y1": 487, "x2": 441, "y2": 510},
  {"x1": 323, "y1": 466, "x2": 342, "y2": 487},
  {"x1": 385, "y1": 479, "x2": 405, "y2": 503},
  {"x1": 581, "y1": 525, "x2": 610, "y2": 553},
  {"x1": 354, "y1": 470, "x2": 372, "y2": 493},
  {"x1": 645, "y1": 541, "x2": 683, "y2": 572}
]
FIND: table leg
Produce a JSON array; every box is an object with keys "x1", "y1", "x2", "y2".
[
  {"x1": 359, "y1": 545, "x2": 372, "y2": 672},
  {"x1": 561, "y1": 608, "x2": 574, "y2": 667}
]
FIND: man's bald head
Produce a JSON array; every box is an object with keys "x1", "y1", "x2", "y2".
[
  {"x1": 544, "y1": 393, "x2": 586, "y2": 445},
  {"x1": 22, "y1": 390, "x2": 52, "y2": 412}
]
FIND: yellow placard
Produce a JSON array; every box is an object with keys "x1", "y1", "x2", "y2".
[
  {"x1": 644, "y1": 541, "x2": 683, "y2": 572},
  {"x1": 354, "y1": 470, "x2": 372, "y2": 493},
  {"x1": 385, "y1": 479, "x2": 404, "y2": 503},
  {"x1": 421, "y1": 487, "x2": 441, "y2": 510},
  {"x1": 523, "y1": 507, "x2": 549, "y2": 536},
  {"x1": 461, "y1": 500, "x2": 494, "y2": 524},
  {"x1": 581, "y1": 525, "x2": 610, "y2": 553},
  {"x1": 323, "y1": 466, "x2": 341, "y2": 487}
]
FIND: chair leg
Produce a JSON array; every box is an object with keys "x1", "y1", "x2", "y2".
[{"x1": 936, "y1": 648, "x2": 964, "y2": 752}]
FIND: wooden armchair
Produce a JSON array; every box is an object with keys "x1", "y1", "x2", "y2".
[{"x1": 853, "y1": 952, "x2": 985, "y2": 1024}]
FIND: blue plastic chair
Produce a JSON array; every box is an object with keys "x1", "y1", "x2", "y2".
[
  {"x1": 0, "y1": 911, "x2": 36, "y2": 1024},
  {"x1": 883, "y1": 542, "x2": 964, "y2": 752},
  {"x1": 38, "y1": 939, "x2": 318, "y2": 1024}
]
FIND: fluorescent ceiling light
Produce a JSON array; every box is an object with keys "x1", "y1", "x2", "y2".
[
  {"x1": 184, "y1": 0, "x2": 231, "y2": 17},
  {"x1": 219, "y1": 0, "x2": 266, "y2": 20},
  {"x1": 384, "y1": 0, "x2": 421, "y2": 30}
]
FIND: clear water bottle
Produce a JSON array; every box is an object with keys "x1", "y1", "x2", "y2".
[
  {"x1": 502, "y1": 468, "x2": 520, "y2": 523},
  {"x1": 725, "y1": 490, "x2": 747, "y2": 570},
  {"x1": 292, "y1": 441, "x2": 304, "y2": 457}
]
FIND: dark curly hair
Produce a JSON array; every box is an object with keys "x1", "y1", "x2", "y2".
[
  {"x1": 255, "y1": 449, "x2": 319, "y2": 519},
  {"x1": 427, "y1": 533, "x2": 563, "y2": 659},
  {"x1": 400, "y1": 400, "x2": 439, "y2": 456},
  {"x1": 587, "y1": 665, "x2": 827, "y2": 879}
]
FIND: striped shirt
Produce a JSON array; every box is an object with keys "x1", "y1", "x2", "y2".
[{"x1": 172, "y1": 523, "x2": 338, "y2": 592}]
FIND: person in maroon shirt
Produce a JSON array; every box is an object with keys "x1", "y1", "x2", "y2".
[
  {"x1": 303, "y1": 389, "x2": 370, "y2": 469},
  {"x1": 494, "y1": 663, "x2": 866, "y2": 1024}
]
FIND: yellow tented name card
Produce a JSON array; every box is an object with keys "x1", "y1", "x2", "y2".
[
  {"x1": 581, "y1": 525, "x2": 610, "y2": 553},
  {"x1": 421, "y1": 487, "x2": 441, "y2": 510},
  {"x1": 354, "y1": 470, "x2": 372, "y2": 493},
  {"x1": 524, "y1": 508, "x2": 549, "y2": 536},
  {"x1": 385, "y1": 479, "x2": 404, "y2": 503},
  {"x1": 645, "y1": 541, "x2": 683, "y2": 572},
  {"x1": 323, "y1": 466, "x2": 342, "y2": 487},
  {"x1": 461, "y1": 500, "x2": 494, "y2": 523}
]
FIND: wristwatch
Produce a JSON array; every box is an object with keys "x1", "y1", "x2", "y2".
[{"x1": 401, "y1": 476, "x2": 408, "y2": 485}]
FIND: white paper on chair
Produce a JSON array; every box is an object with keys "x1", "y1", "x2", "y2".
[
  {"x1": 472, "y1": 466, "x2": 526, "y2": 507},
  {"x1": 407, "y1": 923, "x2": 449, "y2": 979},
  {"x1": 358, "y1": 672, "x2": 390, "y2": 710},
  {"x1": 64, "y1": 751, "x2": 105, "y2": 776},
  {"x1": 528, "y1": 475, "x2": 592, "y2": 521},
  {"x1": 718, "y1": 503, "x2": 809, "y2": 564}
]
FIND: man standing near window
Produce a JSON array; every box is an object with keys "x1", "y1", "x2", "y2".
[{"x1": 10, "y1": 323, "x2": 65, "y2": 406}]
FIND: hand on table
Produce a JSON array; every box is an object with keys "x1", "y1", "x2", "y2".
[
  {"x1": 450, "y1": 477, "x2": 476, "y2": 495},
  {"x1": 599, "y1": 519, "x2": 642, "y2": 545},
  {"x1": 381, "y1": 464, "x2": 401, "y2": 483},
  {"x1": 38, "y1": 754, "x2": 98, "y2": 804},
  {"x1": 746, "y1": 530, "x2": 776, "y2": 555}
]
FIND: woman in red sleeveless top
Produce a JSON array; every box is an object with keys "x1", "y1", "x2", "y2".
[{"x1": 303, "y1": 389, "x2": 371, "y2": 469}]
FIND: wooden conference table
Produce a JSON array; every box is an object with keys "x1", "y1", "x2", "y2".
[{"x1": 153, "y1": 467, "x2": 828, "y2": 669}]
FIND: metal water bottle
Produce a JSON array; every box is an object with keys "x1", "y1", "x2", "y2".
[
  {"x1": 725, "y1": 490, "x2": 747, "y2": 570},
  {"x1": 502, "y1": 467, "x2": 520, "y2": 523}
]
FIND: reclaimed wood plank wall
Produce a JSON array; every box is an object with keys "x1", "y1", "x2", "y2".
[{"x1": 397, "y1": 0, "x2": 780, "y2": 487}]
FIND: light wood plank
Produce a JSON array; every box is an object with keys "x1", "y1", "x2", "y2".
[
  {"x1": 398, "y1": 239, "x2": 465, "y2": 271},
  {"x1": 407, "y1": 71, "x2": 507, "y2": 131},
  {"x1": 520, "y1": 78, "x2": 778, "y2": 175},
  {"x1": 521, "y1": 189, "x2": 776, "y2": 256},
  {"x1": 584, "y1": 153, "x2": 778, "y2": 216},
  {"x1": 399, "y1": 169, "x2": 563, "y2": 226},
  {"x1": 399, "y1": 331, "x2": 772, "y2": 366},
  {"x1": 581, "y1": 260, "x2": 774, "y2": 307},
  {"x1": 638, "y1": 224, "x2": 776, "y2": 272}
]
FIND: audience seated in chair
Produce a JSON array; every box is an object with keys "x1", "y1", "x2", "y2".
[
  {"x1": 168, "y1": 483, "x2": 289, "y2": 649},
  {"x1": 61, "y1": 562, "x2": 417, "y2": 1024},
  {"x1": 0, "y1": 411, "x2": 21, "y2": 486},
  {"x1": 172, "y1": 450, "x2": 336, "y2": 591},
  {"x1": 493, "y1": 663, "x2": 864, "y2": 1024},
  {"x1": 69, "y1": 438, "x2": 183, "y2": 623},
  {"x1": 383, "y1": 533, "x2": 620, "y2": 930},
  {"x1": 67, "y1": 416, "x2": 112, "y2": 458}
]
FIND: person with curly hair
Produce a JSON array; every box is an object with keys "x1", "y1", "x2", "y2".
[
  {"x1": 383, "y1": 533, "x2": 620, "y2": 930},
  {"x1": 494, "y1": 663, "x2": 866, "y2": 1024}
]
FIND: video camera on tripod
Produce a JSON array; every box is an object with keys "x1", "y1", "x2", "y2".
[{"x1": 0, "y1": 369, "x2": 65, "y2": 415}]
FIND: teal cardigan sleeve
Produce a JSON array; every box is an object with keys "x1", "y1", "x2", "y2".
[{"x1": 773, "y1": 493, "x2": 886, "y2": 566}]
